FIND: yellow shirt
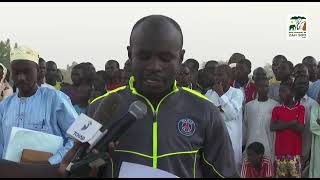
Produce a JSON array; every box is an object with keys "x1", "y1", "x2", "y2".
[
  {"x1": 269, "y1": 77, "x2": 280, "y2": 86},
  {"x1": 54, "y1": 82, "x2": 62, "y2": 91}
]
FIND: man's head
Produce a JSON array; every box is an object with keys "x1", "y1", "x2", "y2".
[
  {"x1": 228, "y1": 53, "x2": 245, "y2": 65},
  {"x1": 272, "y1": 55, "x2": 287, "y2": 81},
  {"x1": 124, "y1": 59, "x2": 132, "y2": 74},
  {"x1": 184, "y1": 58, "x2": 199, "y2": 72},
  {"x1": 71, "y1": 64, "x2": 85, "y2": 86},
  {"x1": 302, "y1": 56, "x2": 317, "y2": 82},
  {"x1": 105, "y1": 60, "x2": 120, "y2": 78},
  {"x1": 252, "y1": 67, "x2": 267, "y2": 82},
  {"x1": 246, "y1": 142, "x2": 265, "y2": 167},
  {"x1": 10, "y1": 46, "x2": 39, "y2": 94},
  {"x1": 293, "y1": 75, "x2": 309, "y2": 100},
  {"x1": 255, "y1": 78, "x2": 269, "y2": 98},
  {"x1": 204, "y1": 60, "x2": 218, "y2": 69},
  {"x1": 128, "y1": 15, "x2": 185, "y2": 97},
  {"x1": 45, "y1": 61, "x2": 58, "y2": 84},
  {"x1": 279, "y1": 81, "x2": 294, "y2": 104},
  {"x1": 38, "y1": 57, "x2": 46, "y2": 81},
  {"x1": 57, "y1": 69, "x2": 63, "y2": 82},
  {"x1": 277, "y1": 60, "x2": 294, "y2": 82},
  {"x1": 213, "y1": 64, "x2": 232, "y2": 90},
  {"x1": 293, "y1": 63, "x2": 309, "y2": 79},
  {"x1": 176, "y1": 64, "x2": 191, "y2": 87},
  {"x1": 235, "y1": 58, "x2": 251, "y2": 81}
]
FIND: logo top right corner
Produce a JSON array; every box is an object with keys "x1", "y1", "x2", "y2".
[{"x1": 287, "y1": 15, "x2": 308, "y2": 40}]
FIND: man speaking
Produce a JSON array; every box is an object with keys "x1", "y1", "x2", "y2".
[{"x1": 73, "y1": 15, "x2": 238, "y2": 178}]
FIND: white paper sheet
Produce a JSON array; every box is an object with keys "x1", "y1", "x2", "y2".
[
  {"x1": 119, "y1": 162, "x2": 179, "y2": 178},
  {"x1": 4, "y1": 127, "x2": 63, "y2": 163}
]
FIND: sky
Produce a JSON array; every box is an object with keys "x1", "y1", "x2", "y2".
[{"x1": 1, "y1": 2, "x2": 320, "y2": 71}]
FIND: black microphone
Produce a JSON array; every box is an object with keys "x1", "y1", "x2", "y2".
[{"x1": 68, "y1": 100, "x2": 148, "y2": 172}]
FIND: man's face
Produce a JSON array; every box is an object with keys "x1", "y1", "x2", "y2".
[
  {"x1": 235, "y1": 63, "x2": 249, "y2": 81},
  {"x1": 105, "y1": 62, "x2": 119, "y2": 77},
  {"x1": 293, "y1": 66, "x2": 309, "y2": 79},
  {"x1": 279, "y1": 85, "x2": 292, "y2": 103},
  {"x1": 71, "y1": 68, "x2": 83, "y2": 86},
  {"x1": 293, "y1": 77, "x2": 309, "y2": 98},
  {"x1": 272, "y1": 58, "x2": 285, "y2": 80},
  {"x1": 213, "y1": 68, "x2": 230, "y2": 87},
  {"x1": 45, "y1": 62, "x2": 57, "y2": 82},
  {"x1": 255, "y1": 80, "x2": 269, "y2": 97},
  {"x1": 247, "y1": 149, "x2": 262, "y2": 167},
  {"x1": 177, "y1": 66, "x2": 191, "y2": 87},
  {"x1": 129, "y1": 24, "x2": 184, "y2": 97},
  {"x1": 11, "y1": 60, "x2": 38, "y2": 92},
  {"x1": 38, "y1": 61, "x2": 46, "y2": 80},
  {"x1": 185, "y1": 61, "x2": 197, "y2": 72},
  {"x1": 277, "y1": 62, "x2": 291, "y2": 81}
]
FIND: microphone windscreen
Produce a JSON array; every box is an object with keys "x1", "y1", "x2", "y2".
[{"x1": 92, "y1": 92, "x2": 122, "y2": 129}]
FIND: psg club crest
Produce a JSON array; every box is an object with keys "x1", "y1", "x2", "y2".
[{"x1": 177, "y1": 118, "x2": 196, "y2": 137}]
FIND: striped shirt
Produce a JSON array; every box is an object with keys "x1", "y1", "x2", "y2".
[{"x1": 241, "y1": 156, "x2": 274, "y2": 178}]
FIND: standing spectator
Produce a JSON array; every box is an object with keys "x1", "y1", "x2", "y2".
[
  {"x1": 241, "y1": 142, "x2": 274, "y2": 178},
  {"x1": 205, "y1": 64, "x2": 244, "y2": 174},
  {"x1": 176, "y1": 64, "x2": 192, "y2": 88},
  {"x1": 228, "y1": 53, "x2": 245, "y2": 83},
  {"x1": 293, "y1": 75, "x2": 319, "y2": 177},
  {"x1": 204, "y1": 60, "x2": 218, "y2": 69},
  {"x1": 244, "y1": 77, "x2": 278, "y2": 161},
  {"x1": 252, "y1": 67, "x2": 268, "y2": 82},
  {"x1": 105, "y1": 59, "x2": 120, "y2": 89},
  {"x1": 302, "y1": 56, "x2": 318, "y2": 84},
  {"x1": 233, "y1": 58, "x2": 256, "y2": 103},
  {"x1": 57, "y1": 69, "x2": 63, "y2": 83},
  {"x1": 184, "y1": 58, "x2": 199, "y2": 90},
  {"x1": 309, "y1": 91, "x2": 320, "y2": 177},
  {"x1": 46, "y1": 61, "x2": 62, "y2": 90},
  {"x1": 268, "y1": 60, "x2": 293, "y2": 102},
  {"x1": 61, "y1": 64, "x2": 85, "y2": 105},
  {"x1": 270, "y1": 55, "x2": 287, "y2": 86},
  {"x1": 0, "y1": 46, "x2": 77, "y2": 165},
  {"x1": 37, "y1": 58, "x2": 55, "y2": 89},
  {"x1": 270, "y1": 82, "x2": 305, "y2": 178}
]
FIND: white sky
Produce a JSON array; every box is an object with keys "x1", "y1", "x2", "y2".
[{"x1": 1, "y1": 2, "x2": 320, "y2": 71}]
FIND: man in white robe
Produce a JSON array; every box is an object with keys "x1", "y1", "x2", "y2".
[
  {"x1": 205, "y1": 64, "x2": 243, "y2": 174},
  {"x1": 244, "y1": 78, "x2": 278, "y2": 161}
]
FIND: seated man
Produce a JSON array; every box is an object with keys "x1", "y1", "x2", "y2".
[{"x1": 0, "y1": 46, "x2": 78, "y2": 165}]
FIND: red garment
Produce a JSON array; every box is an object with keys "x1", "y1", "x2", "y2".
[
  {"x1": 241, "y1": 156, "x2": 274, "y2": 178},
  {"x1": 106, "y1": 83, "x2": 124, "y2": 91},
  {"x1": 231, "y1": 80, "x2": 257, "y2": 103},
  {"x1": 271, "y1": 103, "x2": 305, "y2": 156}
]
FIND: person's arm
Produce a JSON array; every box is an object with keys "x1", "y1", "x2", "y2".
[
  {"x1": 270, "y1": 120, "x2": 294, "y2": 131},
  {"x1": 201, "y1": 105, "x2": 239, "y2": 178},
  {"x1": 288, "y1": 107, "x2": 305, "y2": 133},
  {"x1": 219, "y1": 90, "x2": 244, "y2": 121},
  {"x1": 48, "y1": 92, "x2": 78, "y2": 165}
]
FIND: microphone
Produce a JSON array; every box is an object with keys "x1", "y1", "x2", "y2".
[{"x1": 67, "y1": 100, "x2": 148, "y2": 172}]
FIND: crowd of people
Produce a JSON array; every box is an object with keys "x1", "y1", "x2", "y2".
[{"x1": 0, "y1": 14, "x2": 319, "y2": 178}]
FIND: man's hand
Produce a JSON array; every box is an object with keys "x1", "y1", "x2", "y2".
[{"x1": 213, "y1": 82, "x2": 224, "y2": 97}]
